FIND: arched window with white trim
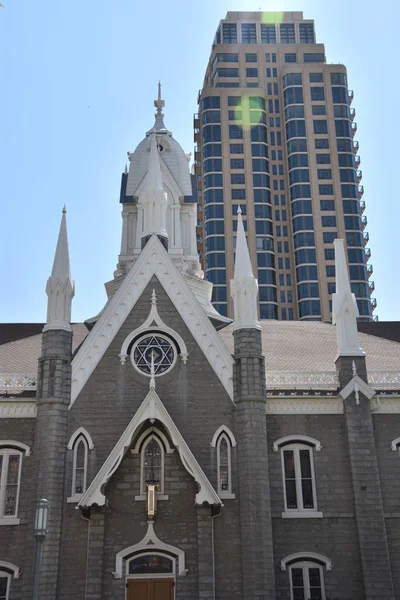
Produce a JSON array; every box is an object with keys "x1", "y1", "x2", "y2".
[
  {"x1": 273, "y1": 435, "x2": 322, "y2": 518},
  {"x1": 67, "y1": 429, "x2": 93, "y2": 502},
  {"x1": 280, "y1": 552, "x2": 332, "y2": 600},
  {"x1": 289, "y1": 560, "x2": 325, "y2": 600},
  {"x1": 211, "y1": 426, "x2": 236, "y2": 499},
  {"x1": 0, "y1": 442, "x2": 29, "y2": 525},
  {"x1": 0, "y1": 569, "x2": 11, "y2": 600},
  {"x1": 141, "y1": 435, "x2": 164, "y2": 496},
  {"x1": 0, "y1": 561, "x2": 20, "y2": 599}
]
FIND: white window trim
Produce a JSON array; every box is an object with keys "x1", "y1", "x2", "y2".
[
  {"x1": 0, "y1": 561, "x2": 20, "y2": 600},
  {"x1": 67, "y1": 427, "x2": 94, "y2": 450},
  {"x1": 131, "y1": 427, "x2": 174, "y2": 456},
  {"x1": 0, "y1": 569, "x2": 11, "y2": 600},
  {"x1": 0, "y1": 449, "x2": 23, "y2": 525},
  {"x1": 275, "y1": 437, "x2": 323, "y2": 519},
  {"x1": 273, "y1": 435, "x2": 322, "y2": 453},
  {"x1": 113, "y1": 521, "x2": 187, "y2": 578},
  {"x1": 288, "y1": 560, "x2": 326, "y2": 600},
  {"x1": 216, "y1": 433, "x2": 235, "y2": 499},
  {"x1": 391, "y1": 437, "x2": 400, "y2": 451},
  {"x1": 210, "y1": 425, "x2": 237, "y2": 448},
  {"x1": 67, "y1": 434, "x2": 90, "y2": 503},
  {"x1": 126, "y1": 551, "x2": 175, "y2": 581},
  {"x1": 280, "y1": 552, "x2": 333, "y2": 571},
  {"x1": 135, "y1": 434, "x2": 168, "y2": 501}
]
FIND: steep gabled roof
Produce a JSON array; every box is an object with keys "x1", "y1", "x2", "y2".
[
  {"x1": 70, "y1": 235, "x2": 234, "y2": 405},
  {"x1": 78, "y1": 387, "x2": 221, "y2": 507}
]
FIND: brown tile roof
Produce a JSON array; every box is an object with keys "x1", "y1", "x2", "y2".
[
  {"x1": 219, "y1": 320, "x2": 400, "y2": 373},
  {"x1": 0, "y1": 324, "x2": 90, "y2": 373}
]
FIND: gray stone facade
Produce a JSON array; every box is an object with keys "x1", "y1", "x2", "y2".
[{"x1": 1, "y1": 278, "x2": 400, "y2": 599}]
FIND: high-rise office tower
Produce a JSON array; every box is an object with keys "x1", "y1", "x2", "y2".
[{"x1": 194, "y1": 11, "x2": 375, "y2": 321}]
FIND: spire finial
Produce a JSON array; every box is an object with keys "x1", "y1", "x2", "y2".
[
  {"x1": 332, "y1": 239, "x2": 365, "y2": 357},
  {"x1": 62, "y1": 204, "x2": 66, "y2": 214},
  {"x1": 230, "y1": 210, "x2": 260, "y2": 331},
  {"x1": 154, "y1": 81, "x2": 165, "y2": 115},
  {"x1": 147, "y1": 83, "x2": 171, "y2": 136}
]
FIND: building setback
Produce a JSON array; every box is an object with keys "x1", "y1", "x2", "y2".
[
  {"x1": 194, "y1": 11, "x2": 375, "y2": 321},
  {"x1": 1, "y1": 91, "x2": 399, "y2": 600}
]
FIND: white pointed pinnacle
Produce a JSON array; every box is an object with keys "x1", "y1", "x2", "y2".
[
  {"x1": 230, "y1": 207, "x2": 260, "y2": 331},
  {"x1": 43, "y1": 207, "x2": 75, "y2": 333},
  {"x1": 141, "y1": 134, "x2": 168, "y2": 239},
  {"x1": 332, "y1": 238, "x2": 364, "y2": 357}
]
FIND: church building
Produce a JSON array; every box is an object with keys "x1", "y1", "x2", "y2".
[{"x1": 1, "y1": 89, "x2": 400, "y2": 600}]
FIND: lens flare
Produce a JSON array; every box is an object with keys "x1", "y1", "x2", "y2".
[
  {"x1": 261, "y1": 11, "x2": 285, "y2": 25},
  {"x1": 234, "y1": 94, "x2": 267, "y2": 130}
]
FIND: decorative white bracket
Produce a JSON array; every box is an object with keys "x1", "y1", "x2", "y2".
[{"x1": 340, "y1": 375, "x2": 375, "y2": 406}]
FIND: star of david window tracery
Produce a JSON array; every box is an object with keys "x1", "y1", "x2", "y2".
[{"x1": 131, "y1": 334, "x2": 177, "y2": 376}]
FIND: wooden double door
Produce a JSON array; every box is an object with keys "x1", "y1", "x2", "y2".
[{"x1": 127, "y1": 578, "x2": 174, "y2": 600}]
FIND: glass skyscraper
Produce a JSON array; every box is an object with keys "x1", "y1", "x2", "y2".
[{"x1": 194, "y1": 11, "x2": 375, "y2": 321}]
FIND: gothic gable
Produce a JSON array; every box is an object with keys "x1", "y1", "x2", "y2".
[{"x1": 71, "y1": 235, "x2": 234, "y2": 406}]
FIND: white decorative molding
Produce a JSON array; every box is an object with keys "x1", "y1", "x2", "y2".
[
  {"x1": 265, "y1": 371, "x2": 339, "y2": 390},
  {"x1": 78, "y1": 387, "x2": 221, "y2": 508},
  {"x1": 391, "y1": 437, "x2": 400, "y2": 451},
  {"x1": 120, "y1": 289, "x2": 188, "y2": 366},
  {"x1": 266, "y1": 397, "x2": 343, "y2": 414},
  {"x1": 113, "y1": 521, "x2": 187, "y2": 579},
  {"x1": 210, "y1": 425, "x2": 237, "y2": 448},
  {"x1": 281, "y1": 511, "x2": 323, "y2": 519},
  {"x1": 67, "y1": 427, "x2": 95, "y2": 450},
  {"x1": 340, "y1": 375, "x2": 375, "y2": 403},
  {"x1": 368, "y1": 372, "x2": 400, "y2": 390},
  {"x1": 0, "y1": 373, "x2": 37, "y2": 392},
  {"x1": 280, "y1": 552, "x2": 333, "y2": 572},
  {"x1": 0, "y1": 440, "x2": 31, "y2": 456},
  {"x1": 131, "y1": 426, "x2": 175, "y2": 455},
  {"x1": 71, "y1": 235, "x2": 234, "y2": 406},
  {"x1": 273, "y1": 435, "x2": 322, "y2": 452},
  {"x1": 0, "y1": 402, "x2": 36, "y2": 418},
  {"x1": 0, "y1": 561, "x2": 21, "y2": 579}
]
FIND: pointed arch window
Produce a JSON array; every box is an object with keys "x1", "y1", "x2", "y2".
[
  {"x1": 212, "y1": 426, "x2": 236, "y2": 499},
  {"x1": 141, "y1": 435, "x2": 164, "y2": 497},
  {"x1": 67, "y1": 429, "x2": 94, "y2": 503}
]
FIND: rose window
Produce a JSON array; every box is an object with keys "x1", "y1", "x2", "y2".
[{"x1": 131, "y1": 334, "x2": 176, "y2": 376}]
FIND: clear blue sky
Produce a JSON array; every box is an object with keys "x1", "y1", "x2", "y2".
[{"x1": 1, "y1": 0, "x2": 399, "y2": 322}]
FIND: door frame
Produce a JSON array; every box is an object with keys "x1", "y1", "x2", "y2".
[{"x1": 125, "y1": 552, "x2": 176, "y2": 600}]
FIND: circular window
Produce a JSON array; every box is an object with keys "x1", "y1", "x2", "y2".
[{"x1": 131, "y1": 334, "x2": 176, "y2": 376}]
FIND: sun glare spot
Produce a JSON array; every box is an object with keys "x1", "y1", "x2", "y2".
[{"x1": 261, "y1": 11, "x2": 284, "y2": 25}]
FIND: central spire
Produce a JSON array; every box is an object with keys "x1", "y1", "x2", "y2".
[
  {"x1": 140, "y1": 133, "x2": 168, "y2": 248},
  {"x1": 147, "y1": 82, "x2": 171, "y2": 136}
]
